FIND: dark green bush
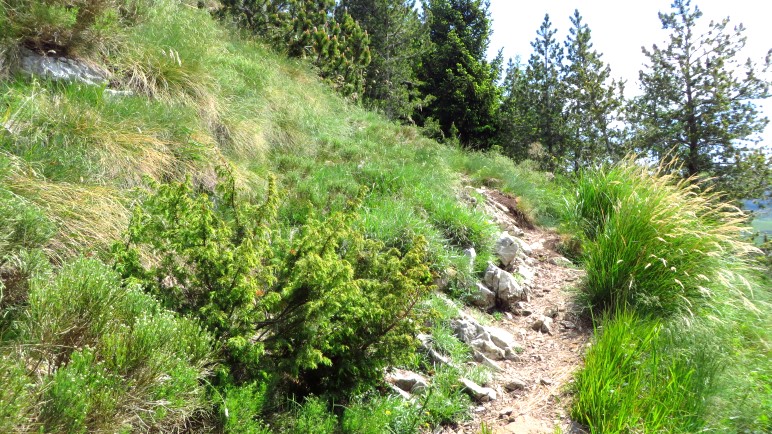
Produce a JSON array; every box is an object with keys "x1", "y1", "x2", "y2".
[
  {"x1": 113, "y1": 167, "x2": 279, "y2": 377},
  {"x1": 265, "y1": 208, "x2": 434, "y2": 394},
  {"x1": 114, "y1": 168, "x2": 434, "y2": 396}
]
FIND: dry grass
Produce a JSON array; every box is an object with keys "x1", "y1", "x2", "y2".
[
  {"x1": 2, "y1": 156, "x2": 128, "y2": 260},
  {"x1": 568, "y1": 156, "x2": 760, "y2": 315}
]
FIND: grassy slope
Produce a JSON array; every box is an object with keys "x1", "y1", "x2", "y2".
[
  {"x1": 0, "y1": 1, "x2": 558, "y2": 266},
  {"x1": 4, "y1": 2, "x2": 767, "y2": 433},
  {"x1": 0, "y1": 3, "x2": 559, "y2": 430}
]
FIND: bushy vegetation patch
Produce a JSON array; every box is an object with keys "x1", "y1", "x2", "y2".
[
  {"x1": 113, "y1": 168, "x2": 436, "y2": 399},
  {"x1": 566, "y1": 159, "x2": 756, "y2": 315},
  {"x1": 0, "y1": 257, "x2": 213, "y2": 432},
  {"x1": 568, "y1": 159, "x2": 771, "y2": 433}
]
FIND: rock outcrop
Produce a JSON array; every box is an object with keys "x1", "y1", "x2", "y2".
[
  {"x1": 494, "y1": 232, "x2": 520, "y2": 267},
  {"x1": 460, "y1": 377, "x2": 497, "y2": 402},
  {"x1": 19, "y1": 48, "x2": 109, "y2": 86},
  {"x1": 451, "y1": 315, "x2": 523, "y2": 361},
  {"x1": 483, "y1": 262, "x2": 529, "y2": 308}
]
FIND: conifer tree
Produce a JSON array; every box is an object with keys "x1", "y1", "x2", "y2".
[
  {"x1": 498, "y1": 58, "x2": 535, "y2": 160},
  {"x1": 219, "y1": 0, "x2": 371, "y2": 99},
  {"x1": 630, "y1": 0, "x2": 771, "y2": 179},
  {"x1": 562, "y1": 10, "x2": 623, "y2": 171},
  {"x1": 418, "y1": 0, "x2": 500, "y2": 149},
  {"x1": 342, "y1": 0, "x2": 428, "y2": 120},
  {"x1": 523, "y1": 14, "x2": 567, "y2": 170}
]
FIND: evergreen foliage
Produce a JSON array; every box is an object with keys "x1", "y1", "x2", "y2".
[
  {"x1": 497, "y1": 58, "x2": 531, "y2": 161},
  {"x1": 521, "y1": 14, "x2": 567, "y2": 170},
  {"x1": 418, "y1": 0, "x2": 500, "y2": 149},
  {"x1": 112, "y1": 167, "x2": 434, "y2": 395},
  {"x1": 630, "y1": 0, "x2": 771, "y2": 181},
  {"x1": 112, "y1": 167, "x2": 278, "y2": 377},
  {"x1": 499, "y1": 12, "x2": 622, "y2": 172},
  {"x1": 562, "y1": 10, "x2": 623, "y2": 170},
  {"x1": 342, "y1": 0, "x2": 428, "y2": 120},
  {"x1": 265, "y1": 208, "x2": 434, "y2": 393},
  {"x1": 219, "y1": 0, "x2": 371, "y2": 99}
]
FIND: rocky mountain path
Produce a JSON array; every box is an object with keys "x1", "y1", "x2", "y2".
[{"x1": 450, "y1": 188, "x2": 591, "y2": 434}]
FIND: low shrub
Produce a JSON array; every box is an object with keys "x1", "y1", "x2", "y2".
[
  {"x1": 2, "y1": 256, "x2": 213, "y2": 431},
  {"x1": 265, "y1": 206, "x2": 434, "y2": 394},
  {"x1": 114, "y1": 168, "x2": 435, "y2": 396},
  {"x1": 113, "y1": 167, "x2": 278, "y2": 378}
]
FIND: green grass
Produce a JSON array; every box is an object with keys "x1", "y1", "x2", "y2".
[
  {"x1": 572, "y1": 311, "x2": 720, "y2": 433},
  {"x1": 1, "y1": 257, "x2": 213, "y2": 432},
  {"x1": 566, "y1": 159, "x2": 757, "y2": 316},
  {"x1": 567, "y1": 159, "x2": 771, "y2": 433}
]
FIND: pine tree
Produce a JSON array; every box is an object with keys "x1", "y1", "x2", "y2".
[
  {"x1": 498, "y1": 58, "x2": 536, "y2": 160},
  {"x1": 342, "y1": 0, "x2": 428, "y2": 120},
  {"x1": 219, "y1": 0, "x2": 371, "y2": 99},
  {"x1": 562, "y1": 10, "x2": 623, "y2": 171},
  {"x1": 418, "y1": 0, "x2": 500, "y2": 149},
  {"x1": 523, "y1": 14, "x2": 567, "y2": 170},
  {"x1": 630, "y1": 0, "x2": 771, "y2": 179}
]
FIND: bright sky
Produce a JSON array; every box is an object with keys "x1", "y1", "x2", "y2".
[{"x1": 486, "y1": 0, "x2": 772, "y2": 146}]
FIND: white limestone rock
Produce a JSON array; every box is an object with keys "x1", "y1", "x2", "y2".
[
  {"x1": 470, "y1": 282, "x2": 496, "y2": 310},
  {"x1": 19, "y1": 48, "x2": 108, "y2": 86},
  {"x1": 494, "y1": 232, "x2": 520, "y2": 267},
  {"x1": 460, "y1": 378, "x2": 497, "y2": 402},
  {"x1": 484, "y1": 262, "x2": 529, "y2": 307},
  {"x1": 386, "y1": 369, "x2": 429, "y2": 394}
]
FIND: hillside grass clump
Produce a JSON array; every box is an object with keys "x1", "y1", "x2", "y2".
[
  {"x1": 0, "y1": 0, "x2": 123, "y2": 56},
  {"x1": 572, "y1": 311, "x2": 720, "y2": 433},
  {"x1": 566, "y1": 158, "x2": 758, "y2": 315},
  {"x1": 0, "y1": 257, "x2": 213, "y2": 432},
  {"x1": 568, "y1": 158, "x2": 771, "y2": 433}
]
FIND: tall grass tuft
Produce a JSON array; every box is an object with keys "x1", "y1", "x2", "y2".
[
  {"x1": 1, "y1": 154, "x2": 129, "y2": 258},
  {"x1": 572, "y1": 310, "x2": 721, "y2": 433},
  {"x1": 567, "y1": 157, "x2": 759, "y2": 315}
]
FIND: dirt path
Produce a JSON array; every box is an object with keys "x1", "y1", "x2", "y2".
[{"x1": 447, "y1": 189, "x2": 591, "y2": 434}]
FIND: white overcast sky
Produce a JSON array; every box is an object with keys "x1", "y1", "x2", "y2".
[{"x1": 486, "y1": 0, "x2": 772, "y2": 146}]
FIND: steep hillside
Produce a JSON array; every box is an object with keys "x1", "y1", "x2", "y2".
[
  {"x1": 1, "y1": 1, "x2": 769, "y2": 433},
  {"x1": 1, "y1": 0, "x2": 558, "y2": 262},
  {"x1": 0, "y1": 1, "x2": 563, "y2": 432}
]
